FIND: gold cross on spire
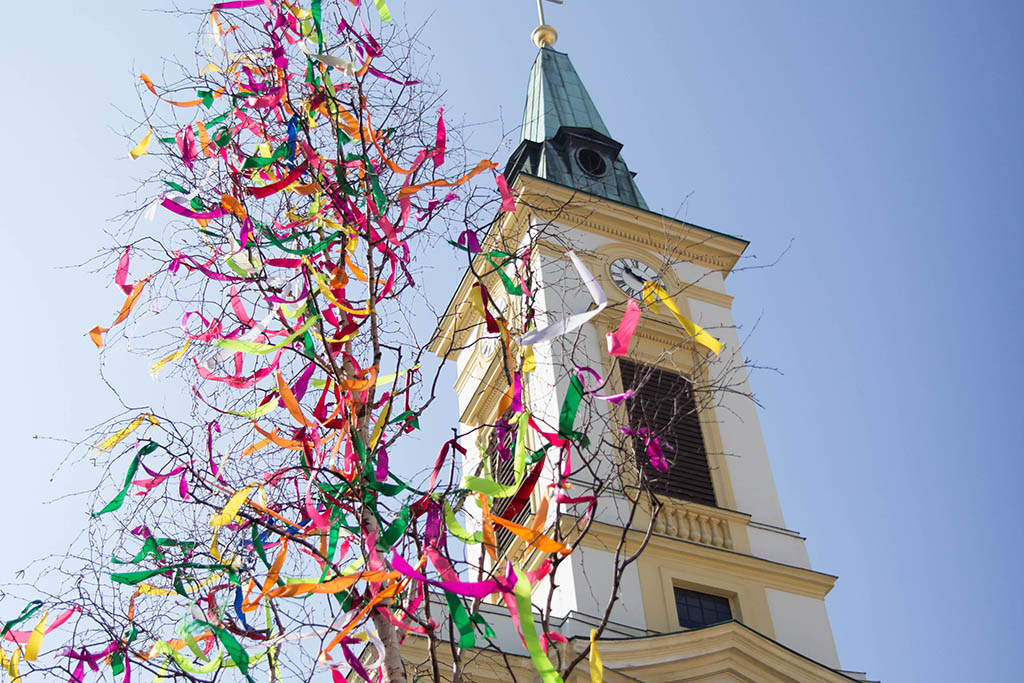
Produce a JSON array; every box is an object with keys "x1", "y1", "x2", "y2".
[{"x1": 532, "y1": 0, "x2": 562, "y2": 48}]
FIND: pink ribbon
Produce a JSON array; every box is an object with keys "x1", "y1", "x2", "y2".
[
  {"x1": 115, "y1": 247, "x2": 133, "y2": 295},
  {"x1": 607, "y1": 298, "x2": 642, "y2": 356},
  {"x1": 4, "y1": 606, "x2": 80, "y2": 644},
  {"x1": 496, "y1": 173, "x2": 516, "y2": 212}
]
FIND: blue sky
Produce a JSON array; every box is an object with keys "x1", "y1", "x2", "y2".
[{"x1": 1, "y1": 1, "x2": 1021, "y2": 681}]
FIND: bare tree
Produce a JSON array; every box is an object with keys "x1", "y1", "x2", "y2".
[{"x1": 0, "y1": 3, "x2": 757, "y2": 683}]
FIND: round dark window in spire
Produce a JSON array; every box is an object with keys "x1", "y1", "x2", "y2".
[{"x1": 576, "y1": 148, "x2": 607, "y2": 177}]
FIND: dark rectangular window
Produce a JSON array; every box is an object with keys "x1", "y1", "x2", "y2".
[
  {"x1": 619, "y1": 360, "x2": 716, "y2": 506},
  {"x1": 674, "y1": 587, "x2": 732, "y2": 628},
  {"x1": 487, "y1": 411, "x2": 531, "y2": 556}
]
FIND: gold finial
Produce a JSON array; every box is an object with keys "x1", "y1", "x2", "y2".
[
  {"x1": 532, "y1": 24, "x2": 558, "y2": 48},
  {"x1": 532, "y1": 0, "x2": 562, "y2": 47}
]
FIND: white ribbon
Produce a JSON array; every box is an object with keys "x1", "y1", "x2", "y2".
[{"x1": 520, "y1": 251, "x2": 607, "y2": 346}]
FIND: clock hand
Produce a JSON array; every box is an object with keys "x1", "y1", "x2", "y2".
[
  {"x1": 622, "y1": 268, "x2": 645, "y2": 290},
  {"x1": 623, "y1": 265, "x2": 650, "y2": 287}
]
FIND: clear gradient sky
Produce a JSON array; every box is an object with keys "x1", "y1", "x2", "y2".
[{"x1": 1, "y1": 2, "x2": 1021, "y2": 681}]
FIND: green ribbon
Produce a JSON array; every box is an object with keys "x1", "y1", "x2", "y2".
[
  {"x1": 369, "y1": 171, "x2": 386, "y2": 212},
  {"x1": 558, "y1": 374, "x2": 585, "y2": 439},
  {"x1": 111, "y1": 562, "x2": 238, "y2": 587},
  {"x1": 470, "y1": 612, "x2": 495, "y2": 639},
  {"x1": 214, "y1": 126, "x2": 232, "y2": 148},
  {"x1": 445, "y1": 241, "x2": 513, "y2": 259},
  {"x1": 92, "y1": 442, "x2": 158, "y2": 518},
  {"x1": 241, "y1": 143, "x2": 288, "y2": 170},
  {"x1": 376, "y1": 505, "x2": 410, "y2": 550},
  {"x1": 486, "y1": 254, "x2": 522, "y2": 295},
  {"x1": 305, "y1": 58, "x2": 320, "y2": 87},
  {"x1": 318, "y1": 510, "x2": 344, "y2": 582},
  {"x1": 197, "y1": 621, "x2": 251, "y2": 679},
  {"x1": 444, "y1": 591, "x2": 475, "y2": 649},
  {"x1": 0, "y1": 601, "x2": 43, "y2": 639},
  {"x1": 388, "y1": 409, "x2": 420, "y2": 430},
  {"x1": 311, "y1": 0, "x2": 323, "y2": 50},
  {"x1": 256, "y1": 222, "x2": 344, "y2": 255},
  {"x1": 112, "y1": 537, "x2": 196, "y2": 565},
  {"x1": 110, "y1": 623, "x2": 138, "y2": 677}
]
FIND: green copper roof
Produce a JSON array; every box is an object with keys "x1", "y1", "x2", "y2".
[
  {"x1": 521, "y1": 47, "x2": 610, "y2": 143},
  {"x1": 515, "y1": 46, "x2": 647, "y2": 209}
]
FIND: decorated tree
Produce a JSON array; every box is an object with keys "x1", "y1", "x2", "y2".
[{"x1": 0, "y1": 2, "x2": 744, "y2": 682}]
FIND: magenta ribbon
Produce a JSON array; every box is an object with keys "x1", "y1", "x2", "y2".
[
  {"x1": 390, "y1": 552, "x2": 500, "y2": 599},
  {"x1": 619, "y1": 427, "x2": 671, "y2": 473},
  {"x1": 434, "y1": 107, "x2": 446, "y2": 167},
  {"x1": 161, "y1": 197, "x2": 227, "y2": 220}
]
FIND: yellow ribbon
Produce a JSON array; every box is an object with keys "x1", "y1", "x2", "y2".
[
  {"x1": 305, "y1": 259, "x2": 373, "y2": 316},
  {"x1": 4, "y1": 646, "x2": 20, "y2": 680},
  {"x1": 96, "y1": 414, "x2": 159, "y2": 452},
  {"x1": 129, "y1": 127, "x2": 153, "y2": 160},
  {"x1": 24, "y1": 611, "x2": 47, "y2": 661},
  {"x1": 641, "y1": 281, "x2": 723, "y2": 355},
  {"x1": 589, "y1": 629, "x2": 603, "y2": 682},
  {"x1": 138, "y1": 574, "x2": 220, "y2": 596},
  {"x1": 522, "y1": 345, "x2": 536, "y2": 373},
  {"x1": 210, "y1": 486, "x2": 253, "y2": 527},
  {"x1": 149, "y1": 339, "x2": 191, "y2": 378}
]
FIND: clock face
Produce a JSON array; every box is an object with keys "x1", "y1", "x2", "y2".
[
  {"x1": 479, "y1": 334, "x2": 498, "y2": 357},
  {"x1": 478, "y1": 296, "x2": 508, "y2": 357},
  {"x1": 610, "y1": 258, "x2": 658, "y2": 297}
]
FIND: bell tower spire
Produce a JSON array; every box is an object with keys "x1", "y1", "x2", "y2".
[{"x1": 505, "y1": 2, "x2": 649, "y2": 210}]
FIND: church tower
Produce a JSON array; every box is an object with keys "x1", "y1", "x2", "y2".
[{"x1": 428, "y1": 20, "x2": 874, "y2": 683}]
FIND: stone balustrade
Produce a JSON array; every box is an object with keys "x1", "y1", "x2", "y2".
[{"x1": 653, "y1": 501, "x2": 748, "y2": 551}]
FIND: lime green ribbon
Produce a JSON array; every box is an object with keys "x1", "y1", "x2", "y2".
[
  {"x1": 462, "y1": 412, "x2": 528, "y2": 498},
  {"x1": 212, "y1": 315, "x2": 320, "y2": 355},
  {"x1": 218, "y1": 400, "x2": 278, "y2": 420},
  {"x1": 444, "y1": 501, "x2": 482, "y2": 544},
  {"x1": 513, "y1": 566, "x2": 563, "y2": 683}
]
